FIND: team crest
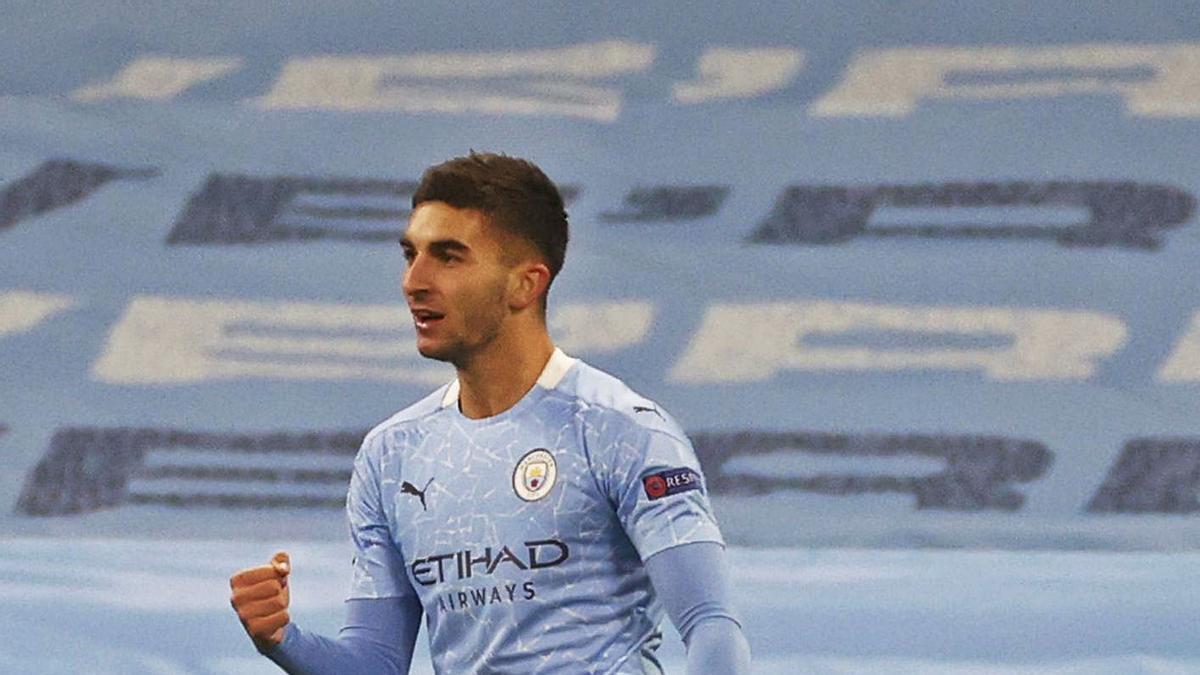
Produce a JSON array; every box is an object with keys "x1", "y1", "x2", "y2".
[{"x1": 513, "y1": 449, "x2": 557, "y2": 501}]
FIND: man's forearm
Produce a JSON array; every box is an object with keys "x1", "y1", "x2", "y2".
[
  {"x1": 645, "y1": 542, "x2": 752, "y2": 674},
  {"x1": 262, "y1": 596, "x2": 421, "y2": 675},
  {"x1": 684, "y1": 616, "x2": 751, "y2": 674}
]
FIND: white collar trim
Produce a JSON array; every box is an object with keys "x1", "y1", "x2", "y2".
[
  {"x1": 440, "y1": 347, "x2": 575, "y2": 408},
  {"x1": 536, "y1": 347, "x2": 576, "y2": 389}
]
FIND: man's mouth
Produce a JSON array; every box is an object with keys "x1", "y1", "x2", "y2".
[{"x1": 411, "y1": 308, "x2": 446, "y2": 330}]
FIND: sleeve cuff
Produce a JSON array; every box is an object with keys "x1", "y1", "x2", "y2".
[{"x1": 637, "y1": 531, "x2": 725, "y2": 562}]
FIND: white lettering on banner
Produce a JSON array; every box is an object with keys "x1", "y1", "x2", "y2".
[
  {"x1": 811, "y1": 44, "x2": 1200, "y2": 117},
  {"x1": 672, "y1": 47, "x2": 804, "y2": 103},
  {"x1": 550, "y1": 301, "x2": 654, "y2": 353},
  {"x1": 669, "y1": 301, "x2": 1127, "y2": 384},
  {"x1": 73, "y1": 57, "x2": 244, "y2": 102},
  {"x1": 256, "y1": 41, "x2": 655, "y2": 122},
  {"x1": 92, "y1": 296, "x2": 441, "y2": 385},
  {"x1": 0, "y1": 291, "x2": 75, "y2": 336},
  {"x1": 92, "y1": 296, "x2": 653, "y2": 385},
  {"x1": 1157, "y1": 312, "x2": 1200, "y2": 382}
]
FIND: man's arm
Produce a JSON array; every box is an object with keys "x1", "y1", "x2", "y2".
[
  {"x1": 591, "y1": 405, "x2": 749, "y2": 671},
  {"x1": 233, "y1": 429, "x2": 424, "y2": 673},
  {"x1": 645, "y1": 541, "x2": 752, "y2": 674},
  {"x1": 261, "y1": 595, "x2": 422, "y2": 675}
]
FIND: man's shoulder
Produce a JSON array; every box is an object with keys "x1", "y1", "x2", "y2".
[
  {"x1": 361, "y1": 381, "x2": 452, "y2": 448},
  {"x1": 560, "y1": 359, "x2": 689, "y2": 444}
]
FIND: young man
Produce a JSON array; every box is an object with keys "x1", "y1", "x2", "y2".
[{"x1": 229, "y1": 152, "x2": 751, "y2": 673}]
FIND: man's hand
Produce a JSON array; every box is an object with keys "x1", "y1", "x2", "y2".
[{"x1": 230, "y1": 551, "x2": 291, "y2": 651}]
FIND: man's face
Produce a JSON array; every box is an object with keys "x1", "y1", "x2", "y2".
[{"x1": 400, "y1": 201, "x2": 515, "y2": 365}]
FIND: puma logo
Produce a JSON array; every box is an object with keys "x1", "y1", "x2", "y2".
[
  {"x1": 401, "y1": 477, "x2": 434, "y2": 511},
  {"x1": 633, "y1": 405, "x2": 664, "y2": 420}
]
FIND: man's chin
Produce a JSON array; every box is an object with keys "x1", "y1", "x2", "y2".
[{"x1": 415, "y1": 341, "x2": 458, "y2": 364}]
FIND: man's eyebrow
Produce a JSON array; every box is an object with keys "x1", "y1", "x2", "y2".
[
  {"x1": 429, "y1": 239, "x2": 470, "y2": 255},
  {"x1": 398, "y1": 237, "x2": 471, "y2": 254}
]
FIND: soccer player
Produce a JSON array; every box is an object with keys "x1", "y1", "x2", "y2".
[{"x1": 229, "y1": 152, "x2": 751, "y2": 673}]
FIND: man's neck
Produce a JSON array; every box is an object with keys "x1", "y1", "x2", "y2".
[{"x1": 455, "y1": 331, "x2": 555, "y2": 420}]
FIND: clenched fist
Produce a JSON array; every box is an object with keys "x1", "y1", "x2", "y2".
[{"x1": 230, "y1": 551, "x2": 291, "y2": 651}]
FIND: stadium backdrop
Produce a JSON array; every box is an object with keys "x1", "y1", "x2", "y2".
[{"x1": 3, "y1": 1, "x2": 1200, "y2": 549}]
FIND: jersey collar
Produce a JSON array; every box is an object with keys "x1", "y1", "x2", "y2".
[{"x1": 440, "y1": 347, "x2": 576, "y2": 409}]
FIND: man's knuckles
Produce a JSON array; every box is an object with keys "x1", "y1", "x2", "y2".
[
  {"x1": 229, "y1": 564, "x2": 280, "y2": 588},
  {"x1": 236, "y1": 595, "x2": 287, "y2": 620},
  {"x1": 246, "y1": 609, "x2": 289, "y2": 636},
  {"x1": 231, "y1": 578, "x2": 282, "y2": 605}
]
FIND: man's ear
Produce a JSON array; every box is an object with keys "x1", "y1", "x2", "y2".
[{"x1": 509, "y1": 261, "x2": 551, "y2": 311}]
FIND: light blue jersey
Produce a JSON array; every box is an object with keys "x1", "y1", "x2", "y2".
[{"x1": 345, "y1": 348, "x2": 724, "y2": 674}]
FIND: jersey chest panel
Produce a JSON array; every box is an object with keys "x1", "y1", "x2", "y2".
[{"x1": 380, "y1": 411, "x2": 630, "y2": 616}]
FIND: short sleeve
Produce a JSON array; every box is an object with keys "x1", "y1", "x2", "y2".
[
  {"x1": 602, "y1": 422, "x2": 724, "y2": 560},
  {"x1": 346, "y1": 435, "x2": 415, "y2": 600}
]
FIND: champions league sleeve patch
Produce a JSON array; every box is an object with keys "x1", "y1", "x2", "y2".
[{"x1": 642, "y1": 467, "x2": 702, "y2": 500}]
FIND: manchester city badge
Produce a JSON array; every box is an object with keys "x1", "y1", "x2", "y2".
[{"x1": 513, "y1": 448, "x2": 558, "y2": 501}]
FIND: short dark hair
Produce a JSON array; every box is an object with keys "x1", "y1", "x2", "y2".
[{"x1": 412, "y1": 151, "x2": 569, "y2": 289}]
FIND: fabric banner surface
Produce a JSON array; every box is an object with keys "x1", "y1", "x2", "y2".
[{"x1": 3, "y1": 1, "x2": 1200, "y2": 548}]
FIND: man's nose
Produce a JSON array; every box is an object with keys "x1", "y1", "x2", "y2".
[{"x1": 402, "y1": 254, "x2": 430, "y2": 298}]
